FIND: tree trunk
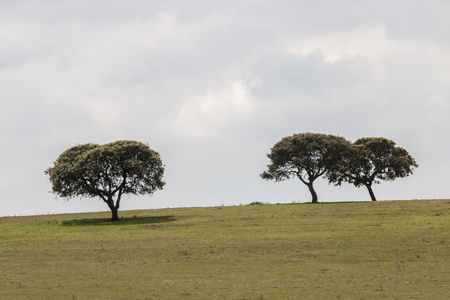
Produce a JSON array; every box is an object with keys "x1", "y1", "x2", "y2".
[
  {"x1": 106, "y1": 196, "x2": 120, "y2": 221},
  {"x1": 111, "y1": 206, "x2": 120, "y2": 222},
  {"x1": 307, "y1": 182, "x2": 318, "y2": 203},
  {"x1": 365, "y1": 184, "x2": 377, "y2": 201},
  {"x1": 104, "y1": 193, "x2": 123, "y2": 222}
]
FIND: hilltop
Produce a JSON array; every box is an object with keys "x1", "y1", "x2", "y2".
[{"x1": 0, "y1": 200, "x2": 448, "y2": 299}]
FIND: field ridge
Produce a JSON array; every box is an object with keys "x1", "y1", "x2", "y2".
[{"x1": 0, "y1": 199, "x2": 449, "y2": 299}]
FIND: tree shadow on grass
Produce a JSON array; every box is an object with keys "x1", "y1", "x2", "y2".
[{"x1": 61, "y1": 215, "x2": 177, "y2": 226}]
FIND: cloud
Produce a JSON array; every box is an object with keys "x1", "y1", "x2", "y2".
[
  {"x1": 86, "y1": 99, "x2": 124, "y2": 133},
  {"x1": 428, "y1": 94, "x2": 448, "y2": 107},
  {"x1": 250, "y1": 51, "x2": 376, "y2": 101},
  {"x1": 422, "y1": 94, "x2": 450, "y2": 145},
  {"x1": 285, "y1": 24, "x2": 390, "y2": 63},
  {"x1": 170, "y1": 80, "x2": 253, "y2": 139},
  {"x1": 2, "y1": 1, "x2": 450, "y2": 216}
]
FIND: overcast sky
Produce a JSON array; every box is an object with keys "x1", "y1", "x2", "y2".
[{"x1": 1, "y1": 0, "x2": 449, "y2": 217}]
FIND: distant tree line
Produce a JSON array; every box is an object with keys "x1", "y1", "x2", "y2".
[
  {"x1": 46, "y1": 134, "x2": 418, "y2": 221},
  {"x1": 261, "y1": 133, "x2": 418, "y2": 203}
]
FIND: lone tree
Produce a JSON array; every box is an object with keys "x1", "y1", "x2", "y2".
[
  {"x1": 45, "y1": 140, "x2": 165, "y2": 221},
  {"x1": 261, "y1": 133, "x2": 351, "y2": 203},
  {"x1": 327, "y1": 137, "x2": 418, "y2": 201}
]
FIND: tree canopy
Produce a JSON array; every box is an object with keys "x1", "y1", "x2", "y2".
[
  {"x1": 261, "y1": 133, "x2": 351, "y2": 203},
  {"x1": 45, "y1": 140, "x2": 165, "y2": 221},
  {"x1": 327, "y1": 137, "x2": 418, "y2": 201}
]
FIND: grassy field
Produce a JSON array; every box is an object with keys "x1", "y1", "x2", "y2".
[{"x1": 0, "y1": 200, "x2": 448, "y2": 299}]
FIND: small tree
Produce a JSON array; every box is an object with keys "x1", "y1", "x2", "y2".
[
  {"x1": 261, "y1": 133, "x2": 351, "y2": 203},
  {"x1": 45, "y1": 140, "x2": 165, "y2": 221},
  {"x1": 327, "y1": 137, "x2": 418, "y2": 201}
]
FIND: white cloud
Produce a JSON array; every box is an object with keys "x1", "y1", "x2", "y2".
[
  {"x1": 421, "y1": 94, "x2": 450, "y2": 145},
  {"x1": 86, "y1": 99, "x2": 123, "y2": 132},
  {"x1": 285, "y1": 24, "x2": 390, "y2": 63},
  {"x1": 428, "y1": 94, "x2": 448, "y2": 107},
  {"x1": 171, "y1": 80, "x2": 253, "y2": 139}
]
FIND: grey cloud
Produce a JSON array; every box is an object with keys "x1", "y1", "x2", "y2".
[{"x1": 249, "y1": 52, "x2": 375, "y2": 99}]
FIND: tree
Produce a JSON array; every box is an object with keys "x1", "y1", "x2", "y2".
[
  {"x1": 45, "y1": 140, "x2": 165, "y2": 221},
  {"x1": 261, "y1": 133, "x2": 351, "y2": 203},
  {"x1": 327, "y1": 137, "x2": 418, "y2": 201}
]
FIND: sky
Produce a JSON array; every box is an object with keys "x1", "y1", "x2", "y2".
[{"x1": 1, "y1": 0, "x2": 449, "y2": 217}]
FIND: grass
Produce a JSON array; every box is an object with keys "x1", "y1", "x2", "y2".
[{"x1": 0, "y1": 200, "x2": 449, "y2": 299}]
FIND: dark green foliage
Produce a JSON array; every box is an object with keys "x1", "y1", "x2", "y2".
[
  {"x1": 46, "y1": 140, "x2": 165, "y2": 221},
  {"x1": 327, "y1": 137, "x2": 418, "y2": 201},
  {"x1": 249, "y1": 201, "x2": 264, "y2": 205},
  {"x1": 261, "y1": 133, "x2": 352, "y2": 203}
]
